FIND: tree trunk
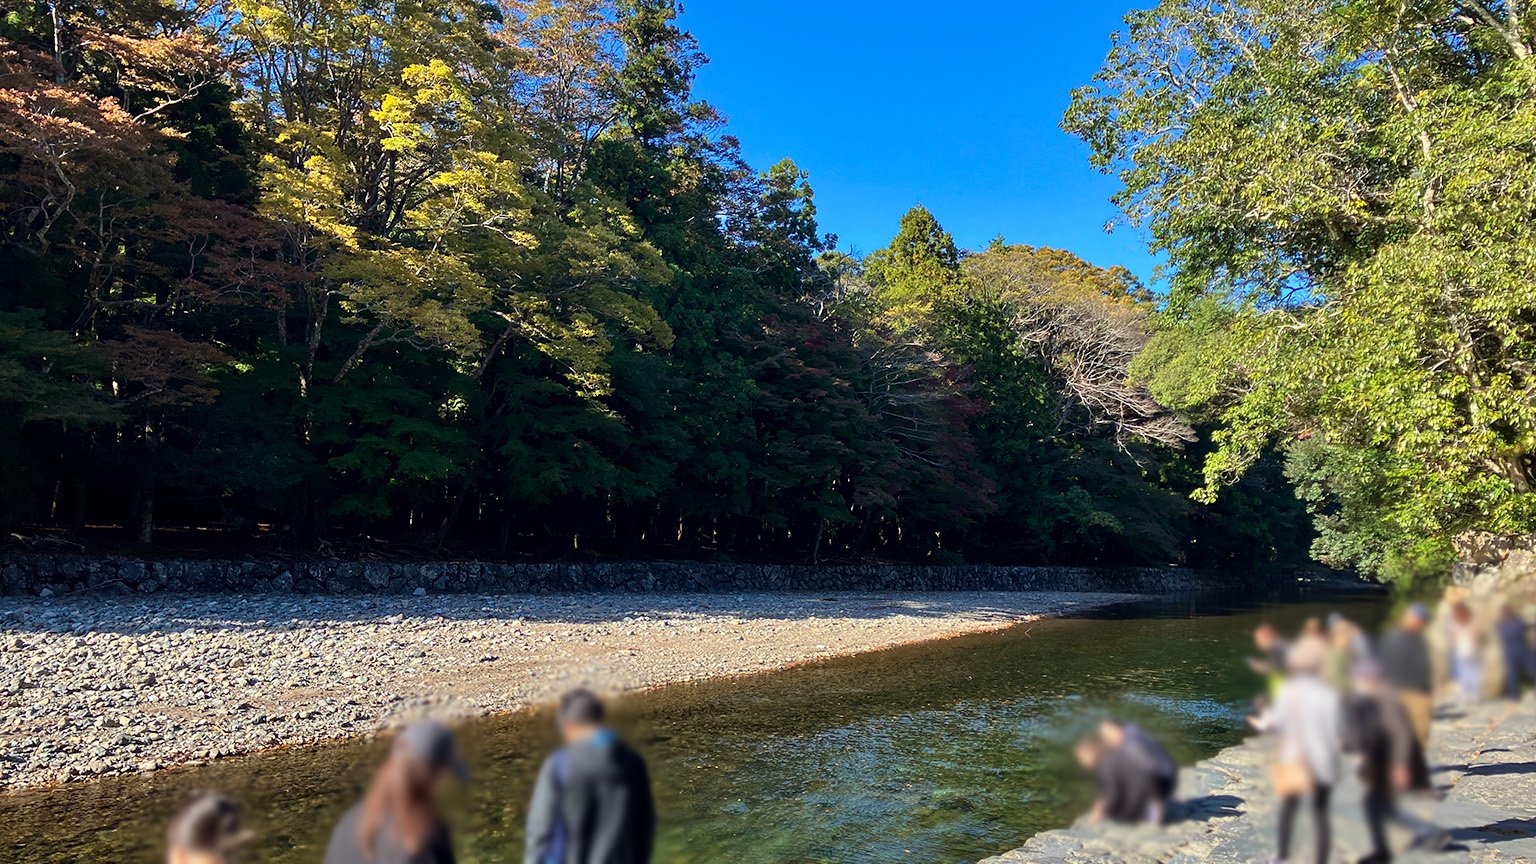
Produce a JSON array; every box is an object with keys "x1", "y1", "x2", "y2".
[
  {"x1": 615, "y1": 503, "x2": 644, "y2": 559},
  {"x1": 850, "y1": 510, "x2": 876, "y2": 560},
  {"x1": 435, "y1": 484, "x2": 470, "y2": 549},
  {"x1": 131, "y1": 475, "x2": 155, "y2": 545}
]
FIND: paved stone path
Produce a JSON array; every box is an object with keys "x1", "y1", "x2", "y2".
[{"x1": 981, "y1": 696, "x2": 1536, "y2": 863}]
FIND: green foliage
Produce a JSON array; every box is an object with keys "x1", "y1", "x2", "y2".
[
  {"x1": 0, "y1": 0, "x2": 1312, "y2": 567},
  {"x1": 1379, "y1": 538, "x2": 1456, "y2": 596},
  {"x1": 0, "y1": 310, "x2": 114, "y2": 427},
  {"x1": 1069, "y1": 0, "x2": 1536, "y2": 576}
]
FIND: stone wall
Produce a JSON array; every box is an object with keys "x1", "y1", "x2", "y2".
[
  {"x1": 1453, "y1": 531, "x2": 1536, "y2": 582},
  {"x1": 0, "y1": 554, "x2": 1330, "y2": 597}
]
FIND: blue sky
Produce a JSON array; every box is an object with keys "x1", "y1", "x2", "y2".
[{"x1": 678, "y1": 1, "x2": 1164, "y2": 286}]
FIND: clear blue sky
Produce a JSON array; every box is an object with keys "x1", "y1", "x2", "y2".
[{"x1": 678, "y1": 1, "x2": 1164, "y2": 286}]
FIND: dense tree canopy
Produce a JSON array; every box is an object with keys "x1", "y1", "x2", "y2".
[
  {"x1": 1069, "y1": 0, "x2": 1536, "y2": 581},
  {"x1": 0, "y1": 0, "x2": 1311, "y2": 567}
]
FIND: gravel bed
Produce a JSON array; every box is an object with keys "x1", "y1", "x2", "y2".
[{"x1": 0, "y1": 590, "x2": 1134, "y2": 790}]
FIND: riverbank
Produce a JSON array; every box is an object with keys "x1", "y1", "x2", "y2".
[
  {"x1": 982, "y1": 695, "x2": 1536, "y2": 863},
  {"x1": 0, "y1": 590, "x2": 1136, "y2": 791}
]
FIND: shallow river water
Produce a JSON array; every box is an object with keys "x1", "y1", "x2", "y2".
[{"x1": 0, "y1": 590, "x2": 1385, "y2": 864}]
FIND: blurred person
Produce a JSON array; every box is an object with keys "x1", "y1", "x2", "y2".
[
  {"x1": 1377, "y1": 604, "x2": 1433, "y2": 749},
  {"x1": 1328, "y1": 612, "x2": 1374, "y2": 659},
  {"x1": 1098, "y1": 718, "x2": 1177, "y2": 823},
  {"x1": 166, "y1": 793, "x2": 249, "y2": 864},
  {"x1": 1247, "y1": 693, "x2": 1276, "y2": 734},
  {"x1": 1301, "y1": 617, "x2": 1324, "y2": 640},
  {"x1": 1496, "y1": 603, "x2": 1536, "y2": 700},
  {"x1": 525, "y1": 689, "x2": 655, "y2": 864},
  {"x1": 323, "y1": 720, "x2": 465, "y2": 864},
  {"x1": 1448, "y1": 602, "x2": 1484, "y2": 705},
  {"x1": 1075, "y1": 735, "x2": 1158, "y2": 826},
  {"x1": 1249, "y1": 622, "x2": 1291, "y2": 697},
  {"x1": 1270, "y1": 638, "x2": 1343, "y2": 864},
  {"x1": 1346, "y1": 659, "x2": 1444, "y2": 863},
  {"x1": 1320, "y1": 611, "x2": 1370, "y2": 691}
]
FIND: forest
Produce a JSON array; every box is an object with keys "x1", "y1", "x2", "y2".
[{"x1": 4, "y1": 0, "x2": 1531, "y2": 579}]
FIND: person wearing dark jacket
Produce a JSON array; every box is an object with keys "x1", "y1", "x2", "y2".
[
  {"x1": 1497, "y1": 604, "x2": 1536, "y2": 699},
  {"x1": 1099, "y1": 718, "x2": 1177, "y2": 823},
  {"x1": 1377, "y1": 604, "x2": 1434, "y2": 749},
  {"x1": 1347, "y1": 660, "x2": 1445, "y2": 863},
  {"x1": 525, "y1": 690, "x2": 656, "y2": 864},
  {"x1": 323, "y1": 721, "x2": 466, "y2": 864}
]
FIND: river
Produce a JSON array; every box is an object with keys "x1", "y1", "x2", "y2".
[{"x1": 0, "y1": 590, "x2": 1385, "y2": 863}]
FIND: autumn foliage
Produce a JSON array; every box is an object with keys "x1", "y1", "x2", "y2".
[{"x1": 0, "y1": 0, "x2": 1308, "y2": 566}]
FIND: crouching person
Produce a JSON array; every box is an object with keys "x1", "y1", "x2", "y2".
[
  {"x1": 1099, "y1": 718, "x2": 1177, "y2": 824},
  {"x1": 1075, "y1": 725, "x2": 1166, "y2": 826}
]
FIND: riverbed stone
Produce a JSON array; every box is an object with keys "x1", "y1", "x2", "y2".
[{"x1": 0, "y1": 589, "x2": 1139, "y2": 790}]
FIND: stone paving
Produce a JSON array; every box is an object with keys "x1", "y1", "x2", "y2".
[{"x1": 981, "y1": 696, "x2": 1536, "y2": 863}]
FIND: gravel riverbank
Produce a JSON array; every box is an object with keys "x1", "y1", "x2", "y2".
[{"x1": 0, "y1": 590, "x2": 1134, "y2": 790}]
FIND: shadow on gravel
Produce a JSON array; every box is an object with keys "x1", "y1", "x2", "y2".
[
  {"x1": 1460, "y1": 761, "x2": 1536, "y2": 777},
  {"x1": 1168, "y1": 794, "x2": 1245, "y2": 824},
  {"x1": 0, "y1": 588, "x2": 1388, "y2": 636},
  {"x1": 1450, "y1": 817, "x2": 1536, "y2": 843},
  {"x1": 0, "y1": 593, "x2": 1138, "y2": 635}
]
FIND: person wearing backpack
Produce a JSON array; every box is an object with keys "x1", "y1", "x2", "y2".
[{"x1": 524, "y1": 689, "x2": 656, "y2": 864}]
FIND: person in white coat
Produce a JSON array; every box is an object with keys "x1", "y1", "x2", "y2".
[{"x1": 1270, "y1": 636, "x2": 1344, "y2": 864}]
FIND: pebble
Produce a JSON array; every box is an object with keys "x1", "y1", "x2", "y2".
[{"x1": 0, "y1": 590, "x2": 1134, "y2": 790}]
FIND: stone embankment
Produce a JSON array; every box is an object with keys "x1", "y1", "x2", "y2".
[
  {"x1": 0, "y1": 553, "x2": 1331, "y2": 597},
  {"x1": 981, "y1": 695, "x2": 1536, "y2": 863},
  {"x1": 0, "y1": 589, "x2": 1135, "y2": 790}
]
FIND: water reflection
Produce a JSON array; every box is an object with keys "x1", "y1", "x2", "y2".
[{"x1": 0, "y1": 591, "x2": 1386, "y2": 864}]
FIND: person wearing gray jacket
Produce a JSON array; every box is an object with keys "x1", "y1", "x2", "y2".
[{"x1": 525, "y1": 690, "x2": 656, "y2": 864}]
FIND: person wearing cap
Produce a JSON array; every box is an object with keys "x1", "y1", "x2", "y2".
[
  {"x1": 524, "y1": 689, "x2": 655, "y2": 864},
  {"x1": 323, "y1": 720, "x2": 466, "y2": 864},
  {"x1": 1269, "y1": 635, "x2": 1342, "y2": 864},
  {"x1": 1377, "y1": 604, "x2": 1434, "y2": 749},
  {"x1": 1346, "y1": 659, "x2": 1445, "y2": 862},
  {"x1": 166, "y1": 793, "x2": 250, "y2": 864}
]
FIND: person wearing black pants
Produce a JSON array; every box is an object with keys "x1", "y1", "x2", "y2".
[
  {"x1": 1268, "y1": 637, "x2": 1343, "y2": 864},
  {"x1": 1348, "y1": 659, "x2": 1447, "y2": 862},
  {"x1": 1277, "y1": 785, "x2": 1332, "y2": 864}
]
